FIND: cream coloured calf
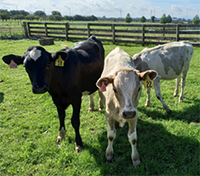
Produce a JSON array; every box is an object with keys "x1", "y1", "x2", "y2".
[
  {"x1": 132, "y1": 41, "x2": 193, "y2": 113},
  {"x1": 96, "y1": 47, "x2": 157, "y2": 166}
]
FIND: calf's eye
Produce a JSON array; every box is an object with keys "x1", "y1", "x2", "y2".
[
  {"x1": 46, "y1": 64, "x2": 51, "y2": 70},
  {"x1": 138, "y1": 87, "x2": 141, "y2": 92}
]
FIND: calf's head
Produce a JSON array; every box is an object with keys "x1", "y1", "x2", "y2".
[
  {"x1": 97, "y1": 69, "x2": 157, "y2": 119},
  {"x1": 2, "y1": 46, "x2": 67, "y2": 94}
]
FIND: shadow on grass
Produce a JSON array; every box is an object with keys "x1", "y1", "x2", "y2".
[
  {"x1": 138, "y1": 98, "x2": 200, "y2": 123},
  {"x1": 83, "y1": 117, "x2": 199, "y2": 175},
  {"x1": 0, "y1": 92, "x2": 4, "y2": 103}
]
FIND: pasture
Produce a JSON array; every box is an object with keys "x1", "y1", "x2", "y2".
[{"x1": 0, "y1": 39, "x2": 199, "y2": 175}]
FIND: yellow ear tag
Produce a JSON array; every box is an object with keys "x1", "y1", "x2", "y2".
[
  {"x1": 55, "y1": 55, "x2": 65, "y2": 67},
  {"x1": 144, "y1": 75, "x2": 154, "y2": 88}
]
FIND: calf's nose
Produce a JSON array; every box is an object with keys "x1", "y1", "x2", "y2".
[
  {"x1": 32, "y1": 84, "x2": 48, "y2": 94},
  {"x1": 122, "y1": 111, "x2": 136, "y2": 119}
]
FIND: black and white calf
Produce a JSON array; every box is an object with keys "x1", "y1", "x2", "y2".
[{"x1": 2, "y1": 35, "x2": 105, "y2": 152}]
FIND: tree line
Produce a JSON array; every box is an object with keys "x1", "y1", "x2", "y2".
[
  {"x1": 0, "y1": 9, "x2": 199, "y2": 24},
  {"x1": 0, "y1": 9, "x2": 98, "y2": 21},
  {"x1": 125, "y1": 13, "x2": 200, "y2": 24}
]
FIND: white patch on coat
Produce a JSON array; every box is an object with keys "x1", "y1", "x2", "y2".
[{"x1": 29, "y1": 48, "x2": 41, "y2": 61}]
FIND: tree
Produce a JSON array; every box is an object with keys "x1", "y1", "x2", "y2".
[
  {"x1": 52, "y1": 11, "x2": 62, "y2": 16},
  {"x1": 192, "y1": 15, "x2": 200, "y2": 24},
  {"x1": 13, "y1": 14, "x2": 25, "y2": 20},
  {"x1": 140, "y1": 16, "x2": 146, "y2": 23},
  {"x1": 151, "y1": 16, "x2": 155, "y2": 23},
  {"x1": 10, "y1": 10, "x2": 29, "y2": 17},
  {"x1": 54, "y1": 15, "x2": 62, "y2": 21},
  {"x1": 48, "y1": 15, "x2": 62, "y2": 21},
  {"x1": 0, "y1": 11, "x2": 10, "y2": 21},
  {"x1": 25, "y1": 14, "x2": 36, "y2": 20},
  {"x1": 89, "y1": 15, "x2": 98, "y2": 21},
  {"x1": 160, "y1": 14, "x2": 167, "y2": 24},
  {"x1": 73, "y1": 14, "x2": 85, "y2": 21},
  {"x1": 166, "y1": 15, "x2": 172, "y2": 23},
  {"x1": 34, "y1": 11, "x2": 47, "y2": 19},
  {"x1": 47, "y1": 15, "x2": 55, "y2": 21},
  {"x1": 125, "y1": 13, "x2": 132, "y2": 23},
  {"x1": 63, "y1": 15, "x2": 73, "y2": 21},
  {"x1": 0, "y1": 9, "x2": 8, "y2": 13},
  {"x1": 160, "y1": 14, "x2": 172, "y2": 24}
]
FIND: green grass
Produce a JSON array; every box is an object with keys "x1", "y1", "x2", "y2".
[{"x1": 0, "y1": 39, "x2": 199, "y2": 175}]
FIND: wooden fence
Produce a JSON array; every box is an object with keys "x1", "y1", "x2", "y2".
[{"x1": 23, "y1": 22, "x2": 200, "y2": 47}]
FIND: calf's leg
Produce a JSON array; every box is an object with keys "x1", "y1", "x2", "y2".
[
  {"x1": 89, "y1": 94, "x2": 95, "y2": 112},
  {"x1": 145, "y1": 88, "x2": 151, "y2": 107},
  {"x1": 128, "y1": 119, "x2": 140, "y2": 167},
  {"x1": 153, "y1": 76, "x2": 171, "y2": 114},
  {"x1": 173, "y1": 77, "x2": 180, "y2": 97},
  {"x1": 56, "y1": 107, "x2": 66, "y2": 144},
  {"x1": 72, "y1": 96, "x2": 83, "y2": 153},
  {"x1": 106, "y1": 115, "x2": 116, "y2": 162},
  {"x1": 179, "y1": 70, "x2": 188, "y2": 103},
  {"x1": 88, "y1": 90, "x2": 105, "y2": 112},
  {"x1": 98, "y1": 90, "x2": 105, "y2": 110}
]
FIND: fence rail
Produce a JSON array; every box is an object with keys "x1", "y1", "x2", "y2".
[{"x1": 24, "y1": 22, "x2": 200, "y2": 46}]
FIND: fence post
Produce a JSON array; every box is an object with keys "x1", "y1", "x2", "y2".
[
  {"x1": 142, "y1": 24, "x2": 145, "y2": 46},
  {"x1": 65, "y1": 23, "x2": 69, "y2": 41},
  {"x1": 112, "y1": 24, "x2": 115, "y2": 44},
  {"x1": 44, "y1": 23, "x2": 48, "y2": 37},
  {"x1": 27, "y1": 22, "x2": 31, "y2": 36},
  {"x1": 23, "y1": 22, "x2": 28, "y2": 38},
  {"x1": 87, "y1": 23, "x2": 90, "y2": 38},
  {"x1": 163, "y1": 25, "x2": 165, "y2": 37},
  {"x1": 176, "y1": 24, "x2": 180, "y2": 41}
]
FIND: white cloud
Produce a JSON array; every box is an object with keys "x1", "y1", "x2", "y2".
[{"x1": 170, "y1": 5, "x2": 183, "y2": 12}]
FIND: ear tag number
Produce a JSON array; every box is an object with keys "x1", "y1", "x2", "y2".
[
  {"x1": 144, "y1": 75, "x2": 154, "y2": 88},
  {"x1": 55, "y1": 55, "x2": 65, "y2": 67}
]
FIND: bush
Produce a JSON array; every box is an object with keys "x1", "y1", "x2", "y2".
[
  {"x1": 192, "y1": 15, "x2": 200, "y2": 24},
  {"x1": 125, "y1": 13, "x2": 132, "y2": 23},
  {"x1": 140, "y1": 16, "x2": 146, "y2": 23},
  {"x1": 160, "y1": 14, "x2": 172, "y2": 24}
]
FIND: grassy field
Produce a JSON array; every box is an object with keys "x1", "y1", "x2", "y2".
[{"x1": 0, "y1": 39, "x2": 199, "y2": 175}]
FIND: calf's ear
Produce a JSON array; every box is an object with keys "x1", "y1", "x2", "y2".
[
  {"x1": 51, "y1": 51, "x2": 68, "y2": 62},
  {"x1": 137, "y1": 70, "x2": 158, "y2": 81},
  {"x1": 96, "y1": 76, "x2": 114, "y2": 92},
  {"x1": 2, "y1": 54, "x2": 24, "y2": 69}
]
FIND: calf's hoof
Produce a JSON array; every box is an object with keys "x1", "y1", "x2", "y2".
[
  {"x1": 99, "y1": 107, "x2": 104, "y2": 111},
  {"x1": 106, "y1": 153, "x2": 114, "y2": 163},
  {"x1": 56, "y1": 128, "x2": 66, "y2": 144},
  {"x1": 75, "y1": 143, "x2": 83, "y2": 153},
  {"x1": 99, "y1": 105, "x2": 104, "y2": 111},
  {"x1": 173, "y1": 91, "x2": 178, "y2": 97},
  {"x1": 56, "y1": 136, "x2": 62, "y2": 144},
  {"x1": 166, "y1": 109, "x2": 172, "y2": 114},
  {"x1": 145, "y1": 102, "x2": 150, "y2": 107},
  {"x1": 132, "y1": 159, "x2": 141, "y2": 167},
  {"x1": 88, "y1": 108, "x2": 93, "y2": 112}
]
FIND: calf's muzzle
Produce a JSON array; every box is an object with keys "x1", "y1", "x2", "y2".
[
  {"x1": 122, "y1": 110, "x2": 136, "y2": 119},
  {"x1": 32, "y1": 84, "x2": 49, "y2": 94}
]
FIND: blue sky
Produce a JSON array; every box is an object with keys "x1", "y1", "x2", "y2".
[{"x1": 1, "y1": 0, "x2": 200, "y2": 19}]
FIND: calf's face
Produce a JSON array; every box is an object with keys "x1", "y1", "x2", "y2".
[
  {"x1": 112, "y1": 70, "x2": 141, "y2": 119},
  {"x1": 2, "y1": 46, "x2": 53, "y2": 94},
  {"x1": 23, "y1": 46, "x2": 51, "y2": 94},
  {"x1": 97, "y1": 69, "x2": 157, "y2": 119}
]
